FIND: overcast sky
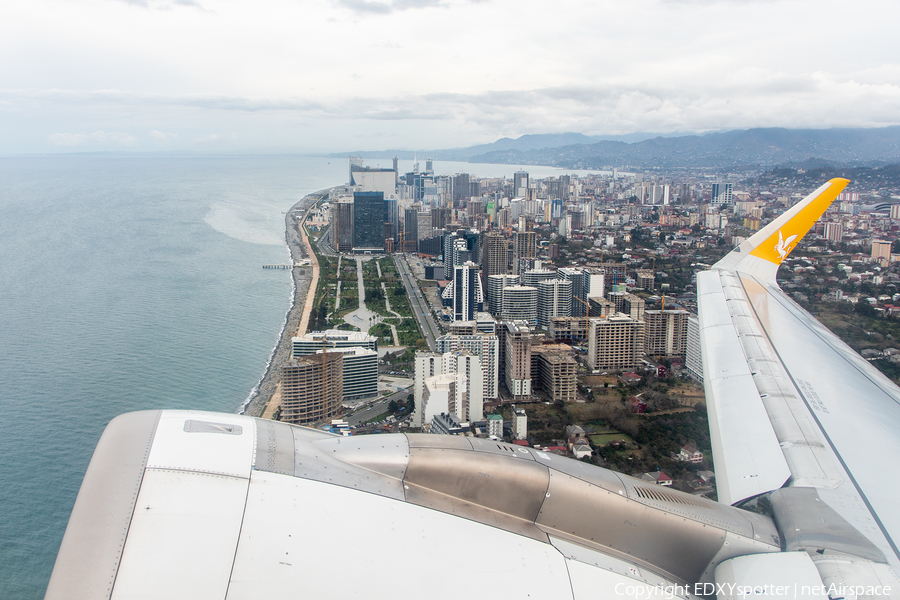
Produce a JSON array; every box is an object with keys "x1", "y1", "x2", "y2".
[{"x1": 2, "y1": 0, "x2": 899, "y2": 154}]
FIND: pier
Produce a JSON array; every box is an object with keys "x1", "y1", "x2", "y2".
[{"x1": 262, "y1": 260, "x2": 311, "y2": 269}]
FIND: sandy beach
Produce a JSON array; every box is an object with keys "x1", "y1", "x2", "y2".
[{"x1": 241, "y1": 187, "x2": 333, "y2": 418}]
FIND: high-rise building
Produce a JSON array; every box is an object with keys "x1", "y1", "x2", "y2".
[
  {"x1": 280, "y1": 353, "x2": 343, "y2": 425},
  {"x1": 634, "y1": 269, "x2": 654, "y2": 290},
  {"x1": 413, "y1": 350, "x2": 484, "y2": 426},
  {"x1": 487, "y1": 274, "x2": 519, "y2": 316},
  {"x1": 384, "y1": 198, "x2": 399, "y2": 242},
  {"x1": 599, "y1": 262, "x2": 628, "y2": 294},
  {"x1": 521, "y1": 268, "x2": 556, "y2": 288},
  {"x1": 513, "y1": 231, "x2": 536, "y2": 274},
  {"x1": 420, "y1": 373, "x2": 467, "y2": 431},
  {"x1": 432, "y1": 207, "x2": 450, "y2": 230},
  {"x1": 481, "y1": 232, "x2": 508, "y2": 278},
  {"x1": 872, "y1": 240, "x2": 892, "y2": 265},
  {"x1": 531, "y1": 344, "x2": 577, "y2": 403},
  {"x1": 349, "y1": 158, "x2": 396, "y2": 196},
  {"x1": 403, "y1": 207, "x2": 419, "y2": 252},
  {"x1": 513, "y1": 171, "x2": 529, "y2": 198},
  {"x1": 504, "y1": 320, "x2": 532, "y2": 402},
  {"x1": 451, "y1": 262, "x2": 482, "y2": 322},
  {"x1": 686, "y1": 315, "x2": 703, "y2": 383},
  {"x1": 334, "y1": 201, "x2": 354, "y2": 253},
  {"x1": 711, "y1": 182, "x2": 733, "y2": 205},
  {"x1": 644, "y1": 310, "x2": 689, "y2": 357},
  {"x1": 588, "y1": 297, "x2": 615, "y2": 317},
  {"x1": 558, "y1": 268, "x2": 604, "y2": 317},
  {"x1": 587, "y1": 314, "x2": 644, "y2": 372},
  {"x1": 537, "y1": 279, "x2": 573, "y2": 329},
  {"x1": 452, "y1": 173, "x2": 470, "y2": 203},
  {"x1": 824, "y1": 222, "x2": 844, "y2": 243},
  {"x1": 352, "y1": 191, "x2": 385, "y2": 252},
  {"x1": 417, "y1": 211, "x2": 433, "y2": 247},
  {"x1": 548, "y1": 317, "x2": 588, "y2": 343},
  {"x1": 436, "y1": 333, "x2": 499, "y2": 400},
  {"x1": 316, "y1": 347, "x2": 378, "y2": 402},
  {"x1": 607, "y1": 292, "x2": 645, "y2": 321},
  {"x1": 500, "y1": 285, "x2": 538, "y2": 325}
]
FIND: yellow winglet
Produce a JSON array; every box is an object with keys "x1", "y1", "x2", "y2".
[{"x1": 749, "y1": 178, "x2": 849, "y2": 265}]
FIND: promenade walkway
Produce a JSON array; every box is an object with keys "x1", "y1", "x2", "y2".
[{"x1": 296, "y1": 205, "x2": 319, "y2": 336}]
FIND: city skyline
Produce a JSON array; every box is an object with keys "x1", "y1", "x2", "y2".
[{"x1": 3, "y1": 0, "x2": 900, "y2": 154}]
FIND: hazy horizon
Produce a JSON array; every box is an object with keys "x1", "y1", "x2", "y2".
[{"x1": 4, "y1": 0, "x2": 899, "y2": 155}]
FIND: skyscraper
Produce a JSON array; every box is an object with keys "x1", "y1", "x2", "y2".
[
  {"x1": 280, "y1": 353, "x2": 344, "y2": 425},
  {"x1": 487, "y1": 274, "x2": 519, "y2": 316},
  {"x1": 587, "y1": 315, "x2": 644, "y2": 371},
  {"x1": 481, "y1": 232, "x2": 508, "y2": 278},
  {"x1": 452, "y1": 262, "x2": 482, "y2": 322},
  {"x1": 513, "y1": 231, "x2": 536, "y2": 274},
  {"x1": 353, "y1": 191, "x2": 385, "y2": 251},
  {"x1": 334, "y1": 201, "x2": 354, "y2": 253},
  {"x1": 403, "y1": 207, "x2": 418, "y2": 252},
  {"x1": 513, "y1": 171, "x2": 529, "y2": 198},
  {"x1": 436, "y1": 333, "x2": 499, "y2": 401},
  {"x1": 537, "y1": 279, "x2": 572, "y2": 329},
  {"x1": 500, "y1": 285, "x2": 538, "y2": 325},
  {"x1": 558, "y1": 268, "x2": 604, "y2": 317},
  {"x1": 711, "y1": 182, "x2": 733, "y2": 205},
  {"x1": 505, "y1": 320, "x2": 532, "y2": 402},
  {"x1": 384, "y1": 198, "x2": 399, "y2": 242},
  {"x1": 644, "y1": 310, "x2": 689, "y2": 357}
]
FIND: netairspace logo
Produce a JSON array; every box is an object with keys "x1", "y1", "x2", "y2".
[{"x1": 614, "y1": 582, "x2": 893, "y2": 599}]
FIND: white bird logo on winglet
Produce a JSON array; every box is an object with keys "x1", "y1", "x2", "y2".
[{"x1": 774, "y1": 230, "x2": 798, "y2": 261}]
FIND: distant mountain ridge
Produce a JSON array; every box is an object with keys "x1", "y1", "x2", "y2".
[{"x1": 331, "y1": 127, "x2": 900, "y2": 169}]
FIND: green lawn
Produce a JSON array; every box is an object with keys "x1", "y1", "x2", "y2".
[{"x1": 589, "y1": 433, "x2": 634, "y2": 446}]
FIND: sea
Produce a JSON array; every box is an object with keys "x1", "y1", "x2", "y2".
[{"x1": 0, "y1": 154, "x2": 598, "y2": 599}]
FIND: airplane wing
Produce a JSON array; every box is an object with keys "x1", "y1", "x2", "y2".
[
  {"x1": 698, "y1": 178, "x2": 900, "y2": 592},
  {"x1": 45, "y1": 179, "x2": 900, "y2": 599}
]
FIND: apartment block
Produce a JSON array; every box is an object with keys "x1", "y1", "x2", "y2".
[
  {"x1": 504, "y1": 320, "x2": 532, "y2": 402},
  {"x1": 531, "y1": 344, "x2": 577, "y2": 403},
  {"x1": 587, "y1": 314, "x2": 644, "y2": 372},
  {"x1": 537, "y1": 278, "x2": 573, "y2": 329},
  {"x1": 644, "y1": 310, "x2": 689, "y2": 357},
  {"x1": 280, "y1": 353, "x2": 343, "y2": 425}
]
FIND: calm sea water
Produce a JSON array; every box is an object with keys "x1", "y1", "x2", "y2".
[
  {"x1": 0, "y1": 154, "x2": 591, "y2": 599},
  {"x1": 0, "y1": 155, "x2": 347, "y2": 599}
]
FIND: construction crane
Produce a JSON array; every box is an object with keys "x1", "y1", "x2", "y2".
[{"x1": 574, "y1": 296, "x2": 591, "y2": 345}]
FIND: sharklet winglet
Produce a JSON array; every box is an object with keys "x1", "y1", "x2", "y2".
[{"x1": 712, "y1": 177, "x2": 849, "y2": 284}]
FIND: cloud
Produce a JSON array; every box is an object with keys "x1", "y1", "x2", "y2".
[
  {"x1": 111, "y1": 0, "x2": 208, "y2": 10},
  {"x1": 193, "y1": 133, "x2": 237, "y2": 145},
  {"x1": 48, "y1": 131, "x2": 138, "y2": 147},
  {"x1": 1, "y1": 88, "x2": 327, "y2": 113},
  {"x1": 336, "y1": 0, "x2": 393, "y2": 14},
  {"x1": 335, "y1": 0, "x2": 458, "y2": 14},
  {"x1": 149, "y1": 130, "x2": 178, "y2": 144}
]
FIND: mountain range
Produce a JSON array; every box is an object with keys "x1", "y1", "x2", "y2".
[{"x1": 331, "y1": 127, "x2": 900, "y2": 170}]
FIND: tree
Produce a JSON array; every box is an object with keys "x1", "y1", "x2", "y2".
[
  {"x1": 388, "y1": 400, "x2": 399, "y2": 414},
  {"x1": 855, "y1": 302, "x2": 878, "y2": 318}
]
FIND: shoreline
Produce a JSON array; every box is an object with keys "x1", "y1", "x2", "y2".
[{"x1": 240, "y1": 186, "x2": 334, "y2": 418}]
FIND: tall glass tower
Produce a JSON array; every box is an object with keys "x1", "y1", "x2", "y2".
[{"x1": 353, "y1": 191, "x2": 385, "y2": 251}]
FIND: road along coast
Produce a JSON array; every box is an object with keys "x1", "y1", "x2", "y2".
[{"x1": 241, "y1": 187, "x2": 332, "y2": 418}]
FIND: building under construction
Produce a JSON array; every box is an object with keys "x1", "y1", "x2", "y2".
[
  {"x1": 531, "y1": 344, "x2": 578, "y2": 403},
  {"x1": 280, "y1": 352, "x2": 344, "y2": 425}
]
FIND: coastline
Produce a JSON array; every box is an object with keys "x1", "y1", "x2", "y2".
[{"x1": 240, "y1": 186, "x2": 333, "y2": 418}]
